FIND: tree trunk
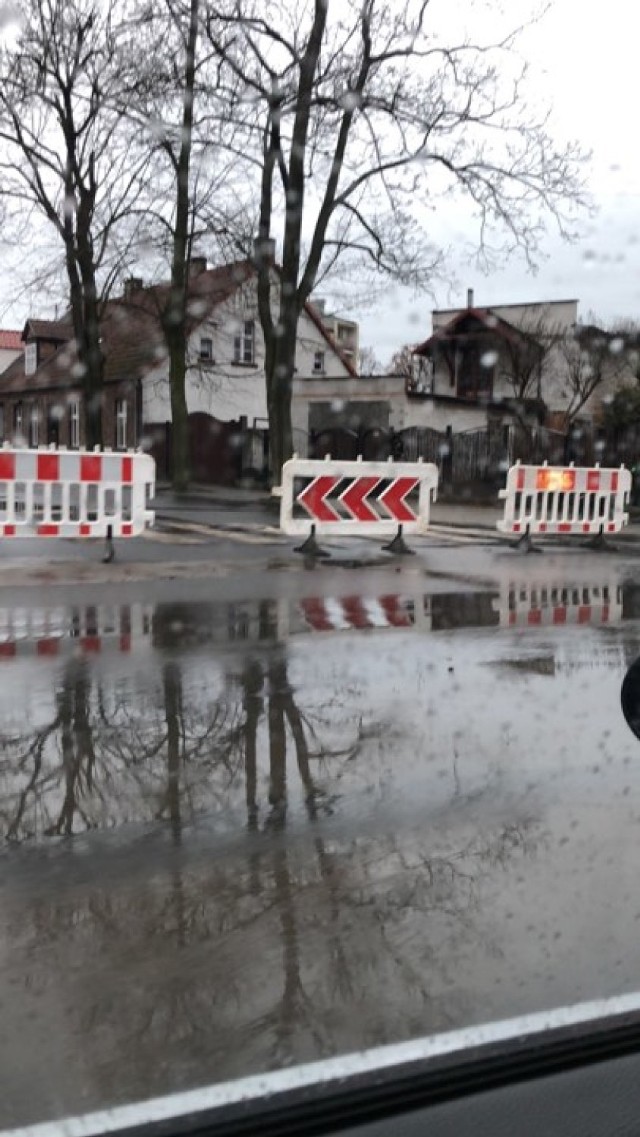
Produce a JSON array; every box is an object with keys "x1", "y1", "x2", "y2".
[
  {"x1": 167, "y1": 326, "x2": 190, "y2": 492},
  {"x1": 267, "y1": 305, "x2": 297, "y2": 486},
  {"x1": 164, "y1": 0, "x2": 199, "y2": 493}
]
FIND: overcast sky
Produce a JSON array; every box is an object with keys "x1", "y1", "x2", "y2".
[
  {"x1": 357, "y1": 0, "x2": 640, "y2": 363},
  {"x1": 1, "y1": 0, "x2": 636, "y2": 366}
]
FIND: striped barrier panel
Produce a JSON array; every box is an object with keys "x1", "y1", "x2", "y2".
[
  {"x1": 0, "y1": 603, "x2": 154, "y2": 659},
  {"x1": 277, "y1": 594, "x2": 433, "y2": 637},
  {"x1": 492, "y1": 581, "x2": 623, "y2": 629},
  {"x1": 0, "y1": 445, "x2": 155, "y2": 538},
  {"x1": 279, "y1": 456, "x2": 439, "y2": 539},
  {"x1": 497, "y1": 463, "x2": 631, "y2": 538}
]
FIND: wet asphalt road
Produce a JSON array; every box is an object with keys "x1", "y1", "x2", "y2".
[{"x1": 2, "y1": 552, "x2": 640, "y2": 1126}]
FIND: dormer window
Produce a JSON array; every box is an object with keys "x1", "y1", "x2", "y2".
[{"x1": 24, "y1": 342, "x2": 37, "y2": 376}]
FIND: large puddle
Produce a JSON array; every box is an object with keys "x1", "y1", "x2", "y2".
[{"x1": 2, "y1": 578, "x2": 640, "y2": 1125}]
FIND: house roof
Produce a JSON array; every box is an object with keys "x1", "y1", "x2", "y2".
[
  {"x1": 23, "y1": 319, "x2": 74, "y2": 343},
  {"x1": 0, "y1": 330, "x2": 22, "y2": 350},
  {"x1": 413, "y1": 307, "x2": 543, "y2": 357},
  {"x1": 0, "y1": 259, "x2": 357, "y2": 395}
]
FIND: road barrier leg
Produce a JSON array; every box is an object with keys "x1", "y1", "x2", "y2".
[
  {"x1": 382, "y1": 525, "x2": 415, "y2": 556},
  {"x1": 294, "y1": 524, "x2": 328, "y2": 558},
  {"x1": 513, "y1": 526, "x2": 542, "y2": 555},
  {"x1": 586, "y1": 525, "x2": 618, "y2": 553},
  {"x1": 103, "y1": 524, "x2": 115, "y2": 564}
]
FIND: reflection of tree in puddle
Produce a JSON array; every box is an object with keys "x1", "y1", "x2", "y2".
[
  {"x1": 0, "y1": 637, "x2": 541, "y2": 1109},
  {"x1": 0, "y1": 647, "x2": 361, "y2": 842}
]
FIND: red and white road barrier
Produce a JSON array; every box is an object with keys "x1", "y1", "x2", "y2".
[
  {"x1": 0, "y1": 445, "x2": 155, "y2": 538},
  {"x1": 0, "y1": 603, "x2": 153, "y2": 659},
  {"x1": 492, "y1": 580, "x2": 623, "y2": 629},
  {"x1": 497, "y1": 462, "x2": 631, "y2": 540},
  {"x1": 279, "y1": 456, "x2": 438, "y2": 539}
]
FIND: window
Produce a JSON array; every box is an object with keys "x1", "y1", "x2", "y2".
[
  {"x1": 233, "y1": 320, "x2": 255, "y2": 364},
  {"x1": 28, "y1": 404, "x2": 39, "y2": 448},
  {"x1": 14, "y1": 402, "x2": 23, "y2": 439},
  {"x1": 24, "y1": 342, "x2": 37, "y2": 376},
  {"x1": 69, "y1": 400, "x2": 80, "y2": 448},
  {"x1": 199, "y1": 336, "x2": 213, "y2": 362},
  {"x1": 115, "y1": 398, "x2": 128, "y2": 449},
  {"x1": 313, "y1": 350, "x2": 325, "y2": 375}
]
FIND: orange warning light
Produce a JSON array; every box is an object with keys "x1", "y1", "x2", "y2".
[{"x1": 536, "y1": 469, "x2": 575, "y2": 492}]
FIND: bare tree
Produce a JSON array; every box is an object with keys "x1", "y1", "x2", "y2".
[
  {"x1": 556, "y1": 323, "x2": 630, "y2": 428},
  {"x1": 206, "y1": 0, "x2": 587, "y2": 483},
  {"x1": 0, "y1": 0, "x2": 151, "y2": 446},
  {"x1": 358, "y1": 345, "x2": 383, "y2": 376}
]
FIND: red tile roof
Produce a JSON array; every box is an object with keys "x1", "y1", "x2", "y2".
[
  {"x1": 0, "y1": 330, "x2": 22, "y2": 350},
  {"x1": 0, "y1": 259, "x2": 356, "y2": 394}
]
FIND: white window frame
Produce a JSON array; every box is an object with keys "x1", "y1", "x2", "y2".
[
  {"x1": 199, "y1": 336, "x2": 213, "y2": 362},
  {"x1": 313, "y1": 350, "x2": 325, "y2": 375},
  {"x1": 28, "y1": 404, "x2": 39, "y2": 448},
  {"x1": 115, "y1": 397, "x2": 128, "y2": 450},
  {"x1": 24, "y1": 342, "x2": 37, "y2": 376},
  {"x1": 69, "y1": 399, "x2": 80, "y2": 448},
  {"x1": 233, "y1": 319, "x2": 255, "y2": 364}
]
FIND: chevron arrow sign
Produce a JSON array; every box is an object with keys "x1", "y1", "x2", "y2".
[{"x1": 280, "y1": 458, "x2": 439, "y2": 539}]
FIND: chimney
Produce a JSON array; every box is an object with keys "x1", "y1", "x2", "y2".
[
  {"x1": 467, "y1": 288, "x2": 474, "y2": 309},
  {"x1": 124, "y1": 276, "x2": 143, "y2": 299},
  {"x1": 252, "y1": 236, "x2": 276, "y2": 266},
  {"x1": 189, "y1": 255, "x2": 207, "y2": 277}
]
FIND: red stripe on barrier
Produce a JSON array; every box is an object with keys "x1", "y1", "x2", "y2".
[
  {"x1": 120, "y1": 634, "x2": 131, "y2": 653},
  {"x1": 341, "y1": 596, "x2": 372, "y2": 630},
  {"x1": 611, "y1": 471, "x2": 619, "y2": 492},
  {"x1": 80, "y1": 455, "x2": 102, "y2": 482},
  {"x1": 79, "y1": 523, "x2": 92, "y2": 536},
  {"x1": 539, "y1": 523, "x2": 547, "y2": 533},
  {"x1": 379, "y1": 595, "x2": 412, "y2": 627},
  {"x1": 301, "y1": 598, "x2": 333, "y2": 632},
  {"x1": 121, "y1": 523, "x2": 133, "y2": 537},
  {"x1": 583, "y1": 523, "x2": 591, "y2": 533},
  {"x1": 3, "y1": 524, "x2": 15, "y2": 536},
  {"x1": 528, "y1": 610, "x2": 542, "y2": 625},
  {"x1": 37, "y1": 638, "x2": 59, "y2": 657},
  {"x1": 602, "y1": 605, "x2": 610, "y2": 623},
  {"x1": 121, "y1": 456, "x2": 133, "y2": 483},
  {"x1": 587, "y1": 470, "x2": 600, "y2": 491},
  {"x1": 516, "y1": 468, "x2": 525, "y2": 490},
  {"x1": 0, "y1": 642, "x2": 16, "y2": 658},
  {"x1": 37, "y1": 453, "x2": 59, "y2": 481},
  {"x1": 37, "y1": 524, "x2": 59, "y2": 536},
  {"x1": 80, "y1": 636, "x2": 101, "y2": 653},
  {"x1": 553, "y1": 608, "x2": 567, "y2": 624},
  {"x1": 509, "y1": 611, "x2": 516, "y2": 626},
  {"x1": 513, "y1": 523, "x2": 521, "y2": 533},
  {"x1": 608, "y1": 523, "x2": 616, "y2": 533},
  {"x1": 578, "y1": 606, "x2": 591, "y2": 624},
  {"x1": 0, "y1": 454, "x2": 15, "y2": 480},
  {"x1": 558, "y1": 523, "x2": 572, "y2": 533}
]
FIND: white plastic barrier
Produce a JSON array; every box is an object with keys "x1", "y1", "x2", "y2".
[
  {"x1": 0, "y1": 445, "x2": 155, "y2": 538},
  {"x1": 0, "y1": 602, "x2": 154, "y2": 659},
  {"x1": 280, "y1": 456, "x2": 439, "y2": 538},
  {"x1": 497, "y1": 462, "x2": 631, "y2": 538},
  {"x1": 492, "y1": 580, "x2": 623, "y2": 629}
]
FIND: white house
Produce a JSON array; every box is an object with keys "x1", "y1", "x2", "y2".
[{"x1": 0, "y1": 258, "x2": 356, "y2": 482}]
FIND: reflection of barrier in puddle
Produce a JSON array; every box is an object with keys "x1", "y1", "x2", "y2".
[
  {"x1": 0, "y1": 603, "x2": 153, "y2": 659},
  {"x1": 281, "y1": 594, "x2": 432, "y2": 637},
  {"x1": 493, "y1": 581, "x2": 623, "y2": 629}
]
